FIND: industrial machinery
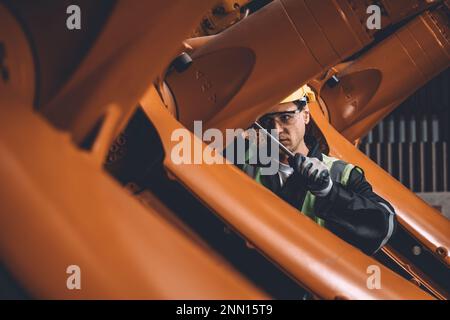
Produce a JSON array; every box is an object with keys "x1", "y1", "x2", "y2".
[{"x1": 0, "y1": 0, "x2": 448, "y2": 299}]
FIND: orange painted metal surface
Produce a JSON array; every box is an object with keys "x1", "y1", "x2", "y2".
[
  {"x1": 307, "y1": 3, "x2": 450, "y2": 268},
  {"x1": 309, "y1": 101, "x2": 450, "y2": 267},
  {"x1": 314, "y1": 4, "x2": 450, "y2": 142},
  {"x1": 0, "y1": 97, "x2": 267, "y2": 299},
  {"x1": 165, "y1": 0, "x2": 439, "y2": 133},
  {"x1": 141, "y1": 86, "x2": 433, "y2": 300},
  {"x1": 184, "y1": 3, "x2": 449, "y2": 271},
  {"x1": 39, "y1": 1, "x2": 219, "y2": 147},
  {"x1": 0, "y1": 0, "x2": 447, "y2": 299},
  {"x1": 165, "y1": 0, "x2": 376, "y2": 131},
  {"x1": 0, "y1": 1, "x2": 266, "y2": 299}
]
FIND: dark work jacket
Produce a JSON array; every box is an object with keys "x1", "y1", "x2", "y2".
[{"x1": 237, "y1": 136, "x2": 397, "y2": 255}]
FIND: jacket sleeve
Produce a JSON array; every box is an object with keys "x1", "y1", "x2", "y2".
[{"x1": 314, "y1": 167, "x2": 397, "y2": 255}]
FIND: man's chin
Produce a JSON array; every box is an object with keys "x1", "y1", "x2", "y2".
[
  {"x1": 280, "y1": 140, "x2": 291, "y2": 148},
  {"x1": 278, "y1": 142, "x2": 295, "y2": 156}
]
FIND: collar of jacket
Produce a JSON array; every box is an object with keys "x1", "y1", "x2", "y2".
[{"x1": 304, "y1": 135, "x2": 323, "y2": 160}]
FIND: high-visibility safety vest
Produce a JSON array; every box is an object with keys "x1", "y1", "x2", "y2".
[{"x1": 242, "y1": 154, "x2": 361, "y2": 227}]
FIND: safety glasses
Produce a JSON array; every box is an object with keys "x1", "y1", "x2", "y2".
[{"x1": 258, "y1": 107, "x2": 303, "y2": 129}]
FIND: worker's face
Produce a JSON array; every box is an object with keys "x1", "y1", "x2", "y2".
[{"x1": 259, "y1": 102, "x2": 310, "y2": 153}]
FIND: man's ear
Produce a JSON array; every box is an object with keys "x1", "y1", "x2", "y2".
[{"x1": 303, "y1": 105, "x2": 311, "y2": 124}]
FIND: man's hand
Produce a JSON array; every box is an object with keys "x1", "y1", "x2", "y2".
[{"x1": 288, "y1": 154, "x2": 333, "y2": 197}]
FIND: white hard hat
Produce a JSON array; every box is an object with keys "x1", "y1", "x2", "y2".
[{"x1": 280, "y1": 84, "x2": 316, "y2": 104}]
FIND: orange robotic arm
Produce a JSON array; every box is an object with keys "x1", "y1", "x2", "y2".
[
  {"x1": 0, "y1": 0, "x2": 267, "y2": 299},
  {"x1": 164, "y1": 0, "x2": 441, "y2": 132},
  {"x1": 159, "y1": 0, "x2": 448, "y2": 298},
  {"x1": 0, "y1": 0, "x2": 446, "y2": 300}
]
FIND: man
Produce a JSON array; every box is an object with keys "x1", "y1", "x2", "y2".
[{"x1": 238, "y1": 85, "x2": 396, "y2": 255}]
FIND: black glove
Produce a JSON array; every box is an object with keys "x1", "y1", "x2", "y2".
[{"x1": 288, "y1": 153, "x2": 333, "y2": 197}]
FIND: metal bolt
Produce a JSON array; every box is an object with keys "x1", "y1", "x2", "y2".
[
  {"x1": 436, "y1": 246, "x2": 447, "y2": 258},
  {"x1": 412, "y1": 245, "x2": 422, "y2": 256},
  {"x1": 212, "y1": 6, "x2": 225, "y2": 15},
  {"x1": 116, "y1": 135, "x2": 126, "y2": 146},
  {"x1": 110, "y1": 143, "x2": 119, "y2": 153}
]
